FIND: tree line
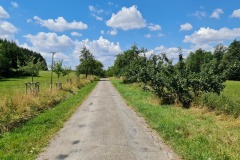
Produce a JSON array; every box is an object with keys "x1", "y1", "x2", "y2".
[
  {"x1": 107, "y1": 40, "x2": 240, "y2": 107},
  {"x1": 0, "y1": 39, "x2": 47, "y2": 77},
  {"x1": 0, "y1": 39, "x2": 104, "y2": 81}
]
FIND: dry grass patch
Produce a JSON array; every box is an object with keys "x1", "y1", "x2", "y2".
[{"x1": 0, "y1": 75, "x2": 96, "y2": 133}]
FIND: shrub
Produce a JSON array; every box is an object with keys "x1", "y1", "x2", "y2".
[{"x1": 197, "y1": 93, "x2": 240, "y2": 117}]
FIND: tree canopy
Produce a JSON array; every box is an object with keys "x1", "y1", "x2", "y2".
[
  {"x1": 76, "y1": 46, "x2": 104, "y2": 78},
  {"x1": 107, "y1": 43, "x2": 232, "y2": 107}
]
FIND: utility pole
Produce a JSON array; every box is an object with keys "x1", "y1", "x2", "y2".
[{"x1": 50, "y1": 52, "x2": 56, "y2": 91}]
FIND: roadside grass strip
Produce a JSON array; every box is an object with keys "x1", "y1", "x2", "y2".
[
  {"x1": 0, "y1": 81, "x2": 97, "y2": 160},
  {"x1": 111, "y1": 79, "x2": 240, "y2": 160}
]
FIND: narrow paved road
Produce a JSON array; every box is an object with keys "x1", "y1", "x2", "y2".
[{"x1": 37, "y1": 79, "x2": 179, "y2": 160}]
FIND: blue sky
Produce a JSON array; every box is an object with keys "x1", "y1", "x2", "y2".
[{"x1": 0, "y1": 0, "x2": 240, "y2": 69}]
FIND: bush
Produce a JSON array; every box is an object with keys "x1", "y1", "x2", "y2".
[{"x1": 197, "y1": 93, "x2": 240, "y2": 117}]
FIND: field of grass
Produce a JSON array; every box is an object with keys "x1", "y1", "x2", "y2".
[
  {"x1": 111, "y1": 78, "x2": 240, "y2": 160},
  {"x1": 223, "y1": 81, "x2": 240, "y2": 103},
  {"x1": 0, "y1": 81, "x2": 97, "y2": 159},
  {"x1": 0, "y1": 71, "x2": 96, "y2": 133},
  {"x1": 0, "y1": 71, "x2": 76, "y2": 96}
]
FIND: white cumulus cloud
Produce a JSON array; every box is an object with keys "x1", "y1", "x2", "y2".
[
  {"x1": 0, "y1": 6, "x2": 10, "y2": 18},
  {"x1": 148, "y1": 23, "x2": 161, "y2": 31},
  {"x1": 106, "y1": 5, "x2": 146, "y2": 30},
  {"x1": 210, "y1": 8, "x2": 223, "y2": 19},
  {"x1": 71, "y1": 32, "x2": 82, "y2": 37},
  {"x1": 108, "y1": 29, "x2": 118, "y2": 36},
  {"x1": 73, "y1": 36, "x2": 122, "y2": 68},
  {"x1": 145, "y1": 46, "x2": 191, "y2": 63},
  {"x1": 24, "y1": 32, "x2": 74, "y2": 53},
  {"x1": 231, "y1": 9, "x2": 240, "y2": 18},
  {"x1": 184, "y1": 27, "x2": 240, "y2": 45},
  {"x1": 0, "y1": 6, "x2": 17, "y2": 41},
  {"x1": 180, "y1": 23, "x2": 193, "y2": 31},
  {"x1": 0, "y1": 20, "x2": 17, "y2": 40},
  {"x1": 33, "y1": 16, "x2": 88, "y2": 32}
]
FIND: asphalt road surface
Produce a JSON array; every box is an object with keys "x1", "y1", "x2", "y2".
[{"x1": 37, "y1": 79, "x2": 180, "y2": 160}]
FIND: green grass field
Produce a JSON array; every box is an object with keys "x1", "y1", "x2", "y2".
[
  {"x1": 0, "y1": 71, "x2": 76, "y2": 96},
  {"x1": 223, "y1": 81, "x2": 240, "y2": 103},
  {"x1": 111, "y1": 78, "x2": 240, "y2": 160}
]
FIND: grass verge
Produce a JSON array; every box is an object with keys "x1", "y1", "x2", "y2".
[
  {"x1": 0, "y1": 75, "x2": 96, "y2": 133},
  {"x1": 0, "y1": 81, "x2": 97, "y2": 160},
  {"x1": 111, "y1": 78, "x2": 240, "y2": 160}
]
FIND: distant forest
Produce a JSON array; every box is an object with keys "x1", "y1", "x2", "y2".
[{"x1": 0, "y1": 39, "x2": 47, "y2": 77}]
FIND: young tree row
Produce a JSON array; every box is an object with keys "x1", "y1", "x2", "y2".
[{"x1": 107, "y1": 42, "x2": 239, "y2": 107}]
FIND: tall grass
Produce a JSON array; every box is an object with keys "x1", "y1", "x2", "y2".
[
  {"x1": 194, "y1": 80, "x2": 240, "y2": 117},
  {"x1": 0, "y1": 81, "x2": 97, "y2": 159},
  {"x1": 0, "y1": 72, "x2": 96, "y2": 133},
  {"x1": 111, "y1": 78, "x2": 240, "y2": 160}
]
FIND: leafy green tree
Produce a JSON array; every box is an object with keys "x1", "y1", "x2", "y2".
[
  {"x1": 171, "y1": 54, "x2": 193, "y2": 107},
  {"x1": 110, "y1": 43, "x2": 229, "y2": 107},
  {"x1": 146, "y1": 54, "x2": 174, "y2": 102},
  {"x1": 18, "y1": 56, "x2": 44, "y2": 82},
  {"x1": 226, "y1": 61, "x2": 240, "y2": 80},
  {"x1": 53, "y1": 60, "x2": 63, "y2": 81},
  {"x1": 91, "y1": 60, "x2": 104, "y2": 76},
  {"x1": 76, "y1": 46, "x2": 104, "y2": 78},
  {"x1": 62, "y1": 66, "x2": 72, "y2": 79},
  {"x1": 221, "y1": 40, "x2": 240, "y2": 80},
  {"x1": 0, "y1": 42, "x2": 12, "y2": 76},
  {"x1": 0, "y1": 39, "x2": 47, "y2": 77},
  {"x1": 113, "y1": 44, "x2": 146, "y2": 83},
  {"x1": 186, "y1": 49, "x2": 212, "y2": 73},
  {"x1": 76, "y1": 46, "x2": 94, "y2": 78},
  {"x1": 213, "y1": 44, "x2": 226, "y2": 62},
  {"x1": 106, "y1": 66, "x2": 118, "y2": 77}
]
